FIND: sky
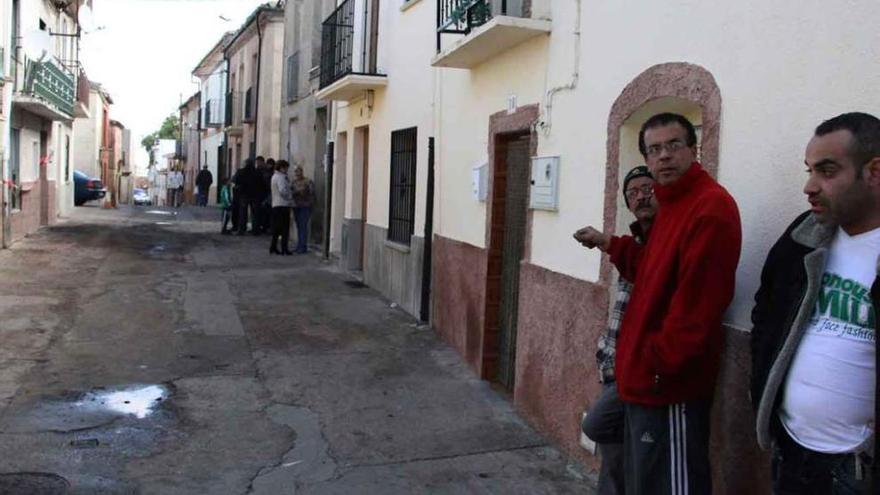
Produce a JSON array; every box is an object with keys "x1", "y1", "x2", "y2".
[{"x1": 79, "y1": 0, "x2": 269, "y2": 174}]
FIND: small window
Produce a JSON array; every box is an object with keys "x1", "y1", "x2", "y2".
[{"x1": 388, "y1": 127, "x2": 417, "y2": 245}]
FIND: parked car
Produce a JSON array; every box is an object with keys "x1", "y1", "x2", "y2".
[
  {"x1": 73, "y1": 170, "x2": 106, "y2": 206},
  {"x1": 133, "y1": 188, "x2": 151, "y2": 206}
]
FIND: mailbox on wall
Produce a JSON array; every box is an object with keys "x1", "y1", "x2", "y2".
[{"x1": 529, "y1": 156, "x2": 560, "y2": 211}]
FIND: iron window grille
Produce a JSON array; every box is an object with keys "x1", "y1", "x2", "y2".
[{"x1": 388, "y1": 127, "x2": 417, "y2": 245}]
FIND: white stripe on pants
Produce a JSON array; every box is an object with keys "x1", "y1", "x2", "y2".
[{"x1": 669, "y1": 404, "x2": 689, "y2": 495}]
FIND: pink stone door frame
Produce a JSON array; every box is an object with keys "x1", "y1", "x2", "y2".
[{"x1": 600, "y1": 62, "x2": 722, "y2": 284}]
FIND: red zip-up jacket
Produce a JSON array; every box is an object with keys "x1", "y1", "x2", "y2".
[{"x1": 608, "y1": 163, "x2": 741, "y2": 406}]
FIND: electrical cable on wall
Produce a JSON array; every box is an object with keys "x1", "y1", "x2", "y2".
[{"x1": 537, "y1": 0, "x2": 581, "y2": 137}]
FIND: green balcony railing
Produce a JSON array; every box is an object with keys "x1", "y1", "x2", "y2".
[{"x1": 23, "y1": 58, "x2": 75, "y2": 117}]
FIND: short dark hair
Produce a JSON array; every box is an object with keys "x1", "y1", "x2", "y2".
[
  {"x1": 638, "y1": 113, "x2": 698, "y2": 158},
  {"x1": 266, "y1": 158, "x2": 276, "y2": 166},
  {"x1": 815, "y1": 112, "x2": 880, "y2": 170},
  {"x1": 256, "y1": 156, "x2": 265, "y2": 162},
  {"x1": 275, "y1": 159, "x2": 289, "y2": 171}
]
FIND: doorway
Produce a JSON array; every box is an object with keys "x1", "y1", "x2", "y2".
[
  {"x1": 39, "y1": 132, "x2": 48, "y2": 225},
  {"x1": 330, "y1": 132, "x2": 347, "y2": 255},
  {"x1": 346, "y1": 126, "x2": 369, "y2": 271},
  {"x1": 488, "y1": 132, "x2": 531, "y2": 390}
]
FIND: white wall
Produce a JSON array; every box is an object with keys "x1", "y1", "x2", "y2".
[
  {"x1": 201, "y1": 132, "x2": 223, "y2": 204},
  {"x1": 523, "y1": 0, "x2": 880, "y2": 329},
  {"x1": 53, "y1": 121, "x2": 74, "y2": 216},
  {"x1": 73, "y1": 90, "x2": 102, "y2": 178}
]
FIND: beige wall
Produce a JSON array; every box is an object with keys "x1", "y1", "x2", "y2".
[
  {"x1": 226, "y1": 11, "x2": 284, "y2": 163},
  {"x1": 332, "y1": 0, "x2": 436, "y2": 232},
  {"x1": 434, "y1": 37, "x2": 549, "y2": 248}
]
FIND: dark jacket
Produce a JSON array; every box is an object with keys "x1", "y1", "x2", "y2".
[
  {"x1": 196, "y1": 169, "x2": 213, "y2": 188},
  {"x1": 751, "y1": 212, "x2": 880, "y2": 469},
  {"x1": 232, "y1": 165, "x2": 261, "y2": 198},
  {"x1": 258, "y1": 166, "x2": 273, "y2": 201},
  {"x1": 608, "y1": 163, "x2": 742, "y2": 406}
]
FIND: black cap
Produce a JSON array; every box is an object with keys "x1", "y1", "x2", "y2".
[{"x1": 623, "y1": 166, "x2": 653, "y2": 207}]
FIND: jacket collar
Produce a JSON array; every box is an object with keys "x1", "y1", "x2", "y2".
[
  {"x1": 653, "y1": 162, "x2": 705, "y2": 205},
  {"x1": 629, "y1": 220, "x2": 650, "y2": 244},
  {"x1": 790, "y1": 212, "x2": 836, "y2": 249}
]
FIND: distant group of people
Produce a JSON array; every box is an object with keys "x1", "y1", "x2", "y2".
[
  {"x1": 576, "y1": 111, "x2": 880, "y2": 495},
  {"x1": 219, "y1": 156, "x2": 315, "y2": 255}
]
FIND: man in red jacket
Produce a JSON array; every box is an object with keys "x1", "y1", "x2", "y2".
[{"x1": 578, "y1": 113, "x2": 742, "y2": 495}]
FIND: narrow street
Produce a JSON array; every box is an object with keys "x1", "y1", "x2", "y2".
[{"x1": 0, "y1": 206, "x2": 591, "y2": 495}]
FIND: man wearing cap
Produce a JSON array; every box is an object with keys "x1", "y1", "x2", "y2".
[
  {"x1": 575, "y1": 165, "x2": 658, "y2": 495},
  {"x1": 578, "y1": 113, "x2": 742, "y2": 494}
]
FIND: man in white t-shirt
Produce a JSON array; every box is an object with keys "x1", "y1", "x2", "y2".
[{"x1": 752, "y1": 112, "x2": 880, "y2": 494}]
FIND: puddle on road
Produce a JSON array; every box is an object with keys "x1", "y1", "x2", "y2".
[
  {"x1": 148, "y1": 244, "x2": 167, "y2": 256},
  {"x1": 77, "y1": 385, "x2": 168, "y2": 419},
  {"x1": 146, "y1": 210, "x2": 174, "y2": 216},
  {"x1": 2, "y1": 384, "x2": 172, "y2": 434},
  {"x1": 154, "y1": 221, "x2": 173, "y2": 226}
]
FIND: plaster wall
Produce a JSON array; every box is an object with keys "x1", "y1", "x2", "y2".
[
  {"x1": 528, "y1": 0, "x2": 880, "y2": 329},
  {"x1": 72, "y1": 90, "x2": 103, "y2": 179},
  {"x1": 434, "y1": 37, "x2": 548, "y2": 249}
]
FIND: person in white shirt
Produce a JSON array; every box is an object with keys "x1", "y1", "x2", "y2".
[{"x1": 752, "y1": 112, "x2": 880, "y2": 494}]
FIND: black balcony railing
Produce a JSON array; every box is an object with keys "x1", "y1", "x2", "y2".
[
  {"x1": 318, "y1": 0, "x2": 383, "y2": 90},
  {"x1": 320, "y1": 0, "x2": 355, "y2": 88},
  {"x1": 243, "y1": 87, "x2": 254, "y2": 122},
  {"x1": 436, "y1": 0, "x2": 522, "y2": 52}
]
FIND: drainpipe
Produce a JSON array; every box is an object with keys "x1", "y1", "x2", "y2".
[
  {"x1": 253, "y1": 9, "x2": 263, "y2": 159},
  {"x1": 223, "y1": 47, "x2": 230, "y2": 178}
]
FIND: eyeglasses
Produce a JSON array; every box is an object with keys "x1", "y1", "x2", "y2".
[
  {"x1": 645, "y1": 139, "x2": 687, "y2": 157},
  {"x1": 625, "y1": 184, "x2": 654, "y2": 201}
]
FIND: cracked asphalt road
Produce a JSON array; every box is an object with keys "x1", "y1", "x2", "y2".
[{"x1": 0, "y1": 205, "x2": 594, "y2": 494}]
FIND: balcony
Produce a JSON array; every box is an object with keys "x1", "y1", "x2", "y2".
[
  {"x1": 242, "y1": 87, "x2": 254, "y2": 123},
  {"x1": 315, "y1": 0, "x2": 387, "y2": 102},
  {"x1": 11, "y1": 52, "x2": 76, "y2": 121},
  {"x1": 432, "y1": 0, "x2": 550, "y2": 69}
]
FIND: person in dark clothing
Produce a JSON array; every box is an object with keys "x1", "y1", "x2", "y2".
[
  {"x1": 291, "y1": 165, "x2": 316, "y2": 254},
  {"x1": 577, "y1": 113, "x2": 742, "y2": 495},
  {"x1": 195, "y1": 165, "x2": 213, "y2": 207},
  {"x1": 270, "y1": 160, "x2": 293, "y2": 255},
  {"x1": 232, "y1": 158, "x2": 261, "y2": 236},
  {"x1": 258, "y1": 157, "x2": 274, "y2": 234},
  {"x1": 751, "y1": 113, "x2": 880, "y2": 495}
]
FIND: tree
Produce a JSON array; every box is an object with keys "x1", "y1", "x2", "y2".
[{"x1": 141, "y1": 114, "x2": 181, "y2": 164}]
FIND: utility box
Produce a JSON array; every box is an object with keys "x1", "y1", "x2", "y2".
[
  {"x1": 472, "y1": 161, "x2": 488, "y2": 202},
  {"x1": 529, "y1": 156, "x2": 559, "y2": 211}
]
